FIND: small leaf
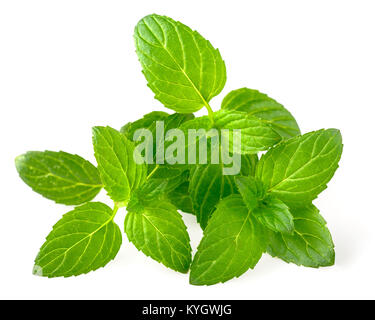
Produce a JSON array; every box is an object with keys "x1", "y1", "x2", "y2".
[
  {"x1": 256, "y1": 129, "x2": 343, "y2": 205},
  {"x1": 33, "y1": 202, "x2": 122, "y2": 277},
  {"x1": 267, "y1": 205, "x2": 334, "y2": 267},
  {"x1": 213, "y1": 109, "x2": 282, "y2": 154},
  {"x1": 253, "y1": 196, "x2": 294, "y2": 234},
  {"x1": 134, "y1": 14, "x2": 226, "y2": 113},
  {"x1": 120, "y1": 111, "x2": 169, "y2": 137},
  {"x1": 166, "y1": 181, "x2": 194, "y2": 214},
  {"x1": 221, "y1": 88, "x2": 300, "y2": 139},
  {"x1": 125, "y1": 200, "x2": 192, "y2": 273},
  {"x1": 179, "y1": 116, "x2": 212, "y2": 131},
  {"x1": 129, "y1": 169, "x2": 189, "y2": 205},
  {"x1": 15, "y1": 151, "x2": 102, "y2": 205},
  {"x1": 92, "y1": 126, "x2": 147, "y2": 203},
  {"x1": 123, "y1": 112, "x2": 194, "y2": 169},
  {"x1": 234, "y1": 175, "x2": 265, "y2": 211},
  {"x1": 189, "y1": 164, "x2": 237, "y2": 229},
  {"x1": 148, "y1": 164, "x2": 186, "y2": 179},
  {"x1": 190, "y1": 195, "x2": 268, "y2": 286},
  {"x1": 240, "y1": 154, "x2": 258, "y2": 177}
]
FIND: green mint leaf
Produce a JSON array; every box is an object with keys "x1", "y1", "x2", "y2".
[
  {"x1": 234, "y1": 176, "x2": 265, "y2": 211},
  {"x1": 240, "y1": 154, "x2": 259, "y2": 177},
  {"x1": 253, "y1": 195, "x2": 294, "y2": 234},
  {"x1": 120, "y1": 111, "x2": 169, "y2": 137},
  {"x1": 256, "y1": 129, "x2": 343, "y2": 205},
  {"x1": 15, "y1": 151, "x2": 102, "y2": 205},
  {"x1": 189, "y1": 164, "x2": 237, "y2": 229},
  {"x1": 125, "y1": 200, "x2": 192, "y2": 273},
  {"x1": 123, "y1": 112, "x2": 194, "y2": 169},
  {"x1": 179, "y1": 115, "x2": 212, "y2": 131},
  {"x1": 130, "y1": 169, "x2": 189, "y2": 204},
  {"x1": 221, "y1": 88, "x2": 300, "y2": 139},
  {"x1": 123, "y1": 112, "x2": 194, "y2": 142},
  {"x1": 92, "y1": 126, "x2": 147, "y2": 203},
  {"x1": 134, "y1": 14, "x2": 226, "y2": 113},
  {"x1": 148, "y1": 164, "x2": 186, "y2": 179},
  {"x1": 267, "y1": 204, "x2": 334, "y2": 267},
  {"x1": 174, "y1": 116, "x2": 212, "y2": 164},
  {"x1": 189, "y1": 195, "x2": 268, "y2": 286},
  {"x1": 235, "y1": 176, "x2": 293, "y2": 234},
  {"x1": 213, "y1": 109, "x2": 282, "y2": 154},
  {"x1": 33, "y1": 202, "x2": 122, "y2": 278},
  {"x1": 166, "y1": 181, "x2": 194, "y2": 214}
]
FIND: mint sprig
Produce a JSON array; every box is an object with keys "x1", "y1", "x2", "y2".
[{"x1": 15, "y1": 13, "x2": 343, "y2": 284}]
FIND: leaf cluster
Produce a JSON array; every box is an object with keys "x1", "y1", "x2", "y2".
[{"x1": 16, "y1": 14, "x2": 343, "y2": 285}]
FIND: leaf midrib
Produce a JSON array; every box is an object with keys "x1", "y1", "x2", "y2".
[
  {"x1": 37, "y1": 211, "x2": 116, "y2": 274},
  {"x1": 141, "y1": 19, "x2": 210, "y2": 110}
]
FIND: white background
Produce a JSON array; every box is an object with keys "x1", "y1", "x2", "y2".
[{"x1": 1, "y1": 0, "x2": 374, "y2": 300}]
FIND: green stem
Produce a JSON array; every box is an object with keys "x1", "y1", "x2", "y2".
[
  {"x1": 147, "y1": 164, "x2": 159, "y2": 180},
  {"x1": 111, "y1": 203, "x2": 120, "y2": 219},
  {"x1": 204, "y1": 103, "x2": 215, "y2": 124}
]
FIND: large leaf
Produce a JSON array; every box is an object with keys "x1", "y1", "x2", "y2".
[
  {"x1": 125, "y1": 200, "x2": 192, "y2": 273},
  {"x1": 221, "y1": 88, "x2": 300, "y2": 139},
  {"x1": 92, "y1": 126, "x2": 147, "y2": 203},
  {"x1": 268, "y1": 205, "x2": 334, "y2": 267},
  {"x1": 134, "y1": 14, "x2": 226, "y2": 113},
  {"x1": 189, "y1": 164, "x2": 237, "y2": 229},
  {"x1": 256, "y1": 129, "x2": 343, "y2": 205},
  {"x1": 189, "y1": 195, "x2": 268, "y2": 286},
  {"x1": 33, "y1": 202, "x2": 122, "y2": 277},
  {"x1": 213, "y1": 109, "x2": 282, "y2": 154},
  {"x1": 15, "y1": 151, "x2": 102, "y2": 205}
]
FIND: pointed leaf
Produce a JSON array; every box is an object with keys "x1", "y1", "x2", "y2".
[
  {"x1": 214, "y1": 109, "x2": 282, "y2": 154},
  {"x1": 190, "y1": 195, "x2": 268, "y2": 286},
  {"x1": 240, "y1": 154, "x2": 258, "y2": 177},
  {"x1": 253, "y1": 196, "x2": 294, "y2": 234},
  {"x1": 92, "y1": 126, "x2": 147, "y2": 203},
  {"x1": 167, "y1": 181, "x2": 194, "y2": 214},
  {"x1": 125, "y1": 200, "x2": 192, "y2": 273},
  {"x1": 189, "y1": 164, "x2": 237, "y2": 229},
  {"x1": 33, "y1": 202, "x2": 122, "y2": 277},
  {"x1": 134, "y1": 14, "x2": 226, "y2": 113},
  {"x1": 256, "y1": 129, "x2": 343, "y2": 205},
  {"x1": 15, "y1": 151, "x2": 102, "y2": 205},
  {"x1": 222, "y1": 88, "x2": 300, "y2": 138},
  {"x1": 234, "y1": 175, "x2": 265, "y2": 211},
  {"x1": 120, "y1": 111, "x2": 169, "y2": 137},
  {"x1": 267, "y1": 205, "x2": 334, "y2": 267}
]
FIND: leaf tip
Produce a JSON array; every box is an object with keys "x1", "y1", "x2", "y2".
[
  {"x1": 32, "y1": 265, "x2": 44, "y2": 277},
  {"x1": 14, "y1": 154, "x2": 25, "y2": 171}
]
